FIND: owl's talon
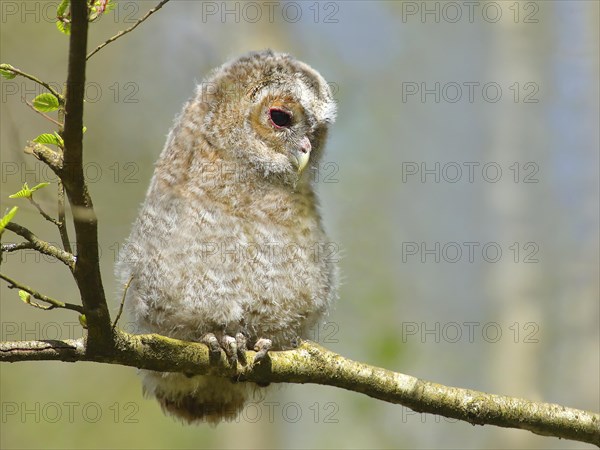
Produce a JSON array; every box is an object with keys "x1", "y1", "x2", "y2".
[
  {"x1": 253, "y1": 338, "x2": 273, "y2": 364},
  {"x1": 202, "y1": 333, "x2": 221, "y2": 355},
  {"x1": 235, "y1": 333, "x2": 248, "y2": 365},
  {"x1": 221, "y1": 335, "x2": 238, "y2": 366}
]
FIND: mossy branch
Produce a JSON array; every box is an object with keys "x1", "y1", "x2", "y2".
[{"x1": 0, "y1": 332, "x2": 598, "y2": 446}]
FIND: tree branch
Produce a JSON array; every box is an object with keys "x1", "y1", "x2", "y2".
[
  {"x1": 0, "y1": 64, "x2": 64, "y2": 103},
  {"x1": 0, "y1": 272, "x2": 83, "y2": 313},
  {"x1": 4, "y1": 222, "x2": 75, "y2": 269},
  {"x1": 0, "y1": 338, "x2": 85, "y2": 361},
  {"x1": 61, "y1": 0, "x2": 112, "y2": 349},
  {"x1": 23, "y1": 98, "x2": 64, "y2": 127},
  {"x1": 86, "y1": 0, "x2": 171, "y2": 60},
  {"x1": 0, "y1": 334, "x2": 597, "y2": 445},
  {"x1": 28, "y1": 197, "x2": 60, "y2": 226},
  {"x1": 57, "y1": 181, "x2": 72, "y2": 254},
  {"x1": 24, "y1": 141, "x2": 63, "y2": 174},
  {"x1": 1, "y1": 242, "x2": 35, "y2": 253}
]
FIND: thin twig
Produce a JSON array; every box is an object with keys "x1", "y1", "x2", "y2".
[
  {"x1": 0, "y1": 272, "x2": 83, "y2": 313},
  {"x1": 86, "y1": 0, "x2": 171, "y2": 60},
  {"x1": 4, "y1": 222, "x2": 75, "y2": 270},
  {"x1": 57, "y1": 181, "x2": 72, "y2": 254},
  {"x1": 0, "y1": 64, "x2": 63, "y2": 103},
  {"x1": 28, "y1": 193, "x2": 73, "y2": 254},
  {"x1": 28, "y1": 197, "x2": 60, "y2": 226},
  {"x1": 112, "y1": 276, "x2": 133, "y2": 329},
  {"x1": 23, "y1": 98, "x2": 64, "y2": 127}
]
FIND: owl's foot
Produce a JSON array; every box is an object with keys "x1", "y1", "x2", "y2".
[
  {"x1": 253, "y1": 338, "x2": 273, "y2": 364},
  {"x1": 202, "y1": 332, "x2": 221, "y2": 355},
  {"x1": 201, "y1": 332, "x2": 248, "y2": 367},
  {"x1": 235, "y1": 332, "x2": 248, "y2": 365}
]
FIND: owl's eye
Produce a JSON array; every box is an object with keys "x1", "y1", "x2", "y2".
[{"x1": 269, "y1": 108, "x2": 292, "y2": 128}]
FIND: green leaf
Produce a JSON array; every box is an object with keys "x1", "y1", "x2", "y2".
[
  {"x1": 30, "y1": 182, "x2": 50, "y2": 193},
  {"x1": 0, "y1": 64, "x2": 16, "y2": 80},
  {"x1": 33, "y1": 133, "x2": 62, "y2": 147},
  {"x1": 89, "y1": 10, "x2": 100, "y2": 21},
  {"x1": 33, "y1": 93, "x2": 60, "y2": 112},
  {"x1": 8, "y1": 182, "x2": 30, "y2": 199},
  {"x1": 56, "y1": 0, "x2": 69, "y2": 17},
  {"x1": 56, "y1": 20, "x2": 71, "y2": 35},
  {"x1": 18, "y1": 290, "x2": 31, "y2": 305},
  {"x1": 79, "y1": 314, "x2": 88, "y2": 329},
  {"x1": 56, "y1": 0, "x2": 71, "y2": 35},
  {"x1": 0, "y1": 206, "x2": 18, "y2": 235},
  {"x1": 8, "y1": 182, "x2": 50, "y2": 199},
  {"x1": 53, "y1": 131, "x2": 65, "y2": 147}
]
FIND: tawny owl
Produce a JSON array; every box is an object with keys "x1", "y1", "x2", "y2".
[{"x1": 116, "y1": 50, "x2": 338, "y2": 424}]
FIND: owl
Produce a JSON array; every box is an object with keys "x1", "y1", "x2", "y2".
[{"x1": 116, "y1": 50, "x2": 338, "y2": 424}]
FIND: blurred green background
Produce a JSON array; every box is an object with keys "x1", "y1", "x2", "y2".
[{"x1": 1, "y1": 1, "x2": 598, "y2": 448}]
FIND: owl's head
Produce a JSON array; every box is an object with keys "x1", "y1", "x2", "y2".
[{"x1": 196, "y1": 50, "x2": 336, "y2": 185}]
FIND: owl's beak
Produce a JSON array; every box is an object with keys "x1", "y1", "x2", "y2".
[{"x1": 293, "y1": 136, "x2": 312, "y2": 173}]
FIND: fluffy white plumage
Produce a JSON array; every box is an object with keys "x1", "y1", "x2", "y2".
[{"x1": 116, "y1": 50, "x2": 337, "y2": 423}]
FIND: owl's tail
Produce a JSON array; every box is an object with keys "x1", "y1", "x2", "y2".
[{"x1": 142, "y1": 370, "x2": 253, "y2": 424}]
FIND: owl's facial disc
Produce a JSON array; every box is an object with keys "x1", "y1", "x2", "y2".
[{"x1": 243, "y1": 90, "x2": 323, "y2": 180}]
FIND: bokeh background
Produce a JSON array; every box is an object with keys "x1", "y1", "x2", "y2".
[{"x1": 1, "y1": 1, "x2": 598, "y2": 448}]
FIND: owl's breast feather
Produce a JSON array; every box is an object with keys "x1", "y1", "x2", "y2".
[{"x1": 120, "y1": 174, "x2": 336, "y2": 346}]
